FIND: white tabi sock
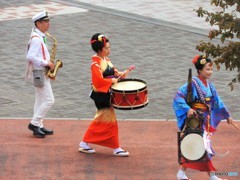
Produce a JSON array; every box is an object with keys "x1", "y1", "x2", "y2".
[
  {"x1": 79, "y1": 141, "x2": 90, "y2": 149},
  {"x1": 177, "y1": 169, "x2": 188, "y2": 179},
  {"x1": 210, "y1": 175, "x2": 222, "y2": 180},
  {"x1": 113, "y1": 147, "x2": 124, "y2": 153}
]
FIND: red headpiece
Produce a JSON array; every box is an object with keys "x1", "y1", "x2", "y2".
[
  {"x1": 90, "y1": 34, "x2": 108, "y2": 46},
  {"x1": 192, "y1": 55, "x2": 200, "y2": 64}
]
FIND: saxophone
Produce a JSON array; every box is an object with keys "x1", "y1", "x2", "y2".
[{"x1": 46, "y1": 32, "x2": 63, "y2": 80}]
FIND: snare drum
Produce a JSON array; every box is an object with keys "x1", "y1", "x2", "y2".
[
  {"x1": 180, "y1": 133, "x2": 206, "y2": 161},
  {"x1": 111, "y1": 78, "x2": 148, "y2": 110}
]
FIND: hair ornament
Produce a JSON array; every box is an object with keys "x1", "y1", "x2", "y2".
[
  {"x1": 98, "y1": 34, "x2": 105, "y2": 42},
  {"x1": 192, "y1": 55, "x2": 200, "y2": 64},
  {"x1": 200, "y1": 59, "x2": 207, "y2": 65},
  {"x1": 90, "y1": 34, "x2": 108, "y2": 45},
  {"x1": 90, "y1": 39, "x2": 97, "y2": 44},
  {"x1": 98, "y1": 34, "x2": 108, "y2": 46}
]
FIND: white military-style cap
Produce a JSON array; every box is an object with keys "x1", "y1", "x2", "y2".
[{"x1": 32, "y1": 10, "x2": 50, "y2": 22}]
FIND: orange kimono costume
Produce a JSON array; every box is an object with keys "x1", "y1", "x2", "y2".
[{"x1": 82, "y1": 55, "x2": 120, "y2": 149}]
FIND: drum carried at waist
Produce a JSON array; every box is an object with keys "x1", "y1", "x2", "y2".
[
  {"x1": 184, "y1": 110, "x2": 205, "y2": 131},
  {"x1": 178, "y1": 111, "x2": 207, "y2": 164},
  {"x1": 180, "y1": 133, "x2": 206, "y2": 161},
  {"x1": 111, "y1": 78, "x2": 148, "y2": 110}
]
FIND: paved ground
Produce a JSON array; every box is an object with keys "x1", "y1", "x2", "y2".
[
  {"x1": 0, "y1": 1, "x2": 240, "y2": 179},
  {"x1": 76, "y1": 0, "x2": 239, "y2": 32},
  {"x1": 0, "y1": 120, "x2": 239, "y2": 180},
  {"x1": 76, "y1": 0, "x2": 217, "y2": 30},
  {"x1": 0, "y1": 0, "x2": 239, "y2": 120}
]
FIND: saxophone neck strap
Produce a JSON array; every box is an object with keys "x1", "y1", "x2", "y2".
[{"x1": 28, "y1": 35, "x2": 46, "y2": 60}]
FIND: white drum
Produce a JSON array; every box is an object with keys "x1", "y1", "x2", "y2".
[{"x1": 180, "y1": 133, "x2": 206, "y2": 161}]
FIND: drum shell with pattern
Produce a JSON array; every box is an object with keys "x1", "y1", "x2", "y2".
[{"x1": 111, "y1": 78, "x2": 148, "y2": 110}]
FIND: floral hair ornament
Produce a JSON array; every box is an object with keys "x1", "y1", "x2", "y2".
[
  {"x1": 192, "y1": 55, "x2": 200, "y2": 64},
  {"x1": 90, "y1": 34, "x2": 108, "y2": 45},
  {"x1": 200, "y1": 55, "x2": 207, "y2": 65},
  {"x1": 98, "y1": 34, "x2": 108, "y2": 46},
  {"x1": 200, "y1": 59, "x2": 207, "y2": 65}
]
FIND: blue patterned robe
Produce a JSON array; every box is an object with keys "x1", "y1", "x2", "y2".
[{"x1": 173, "y1": 76, "x2": 230, "y2": 131}]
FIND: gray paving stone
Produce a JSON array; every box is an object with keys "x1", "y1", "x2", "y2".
[{"x1": 0, "y1": 0, "x2": 239, "y2": 120}]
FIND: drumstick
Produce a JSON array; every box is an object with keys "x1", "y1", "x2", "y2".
[
  {"x1": 215, "y1": 150, "x2": 229, "y2": 158},
  {"x1": 117, "y1": 65, "x2": 135, "y2": 80},
  {"x1": 231, "y1": 122, "x2": 240, "y2": 131}
]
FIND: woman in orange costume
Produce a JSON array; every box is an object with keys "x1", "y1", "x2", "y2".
[{"x1": 79, "y1": 33, "x2": 130, "y2": 157}]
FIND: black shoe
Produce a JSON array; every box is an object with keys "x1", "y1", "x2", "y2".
[
  {"x1": 28, "y1": 123, "x2": 45, "y2": 138},
  {"x1": 40, "y1": 127, "x2": 53, "y2": 135}
]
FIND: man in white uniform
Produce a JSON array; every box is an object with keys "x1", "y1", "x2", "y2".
[{"x1": 26, "y1": 11, "x2": 55, "y2": 138}]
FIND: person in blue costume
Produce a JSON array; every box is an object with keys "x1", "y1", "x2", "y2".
[{"x1": 173, "y1": 55, "x2": 234, "y2": 180}]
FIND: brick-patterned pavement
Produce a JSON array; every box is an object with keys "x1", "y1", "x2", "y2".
[
  {"x1": 76, "y1": 0, "x2": 220, "y2": 30},
  {"x1": 0, "y1": 0, "x2": 239, "y2": 120},
  {"x1": 0, "y1": 1, "x2": 240, "y2": 179},
  {"x1": 0, "y1": 2, "x2": 87, "y2": 21}
]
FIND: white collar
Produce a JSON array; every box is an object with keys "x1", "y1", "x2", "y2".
[{"x1": 34, "y1": 28, "x2": 45, "y2": 37}]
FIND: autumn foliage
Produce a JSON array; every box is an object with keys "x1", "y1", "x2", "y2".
[{"x1": 195, "y1": 0, "x2": 240, "y2": 90}]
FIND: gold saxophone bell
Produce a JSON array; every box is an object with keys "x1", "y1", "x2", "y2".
[
  {"x1": 47, "y1": 60, "x2": 63, "y2": 80},
  {"x1": 46, "y1": 32, "x2": 63, "y2": 80}
]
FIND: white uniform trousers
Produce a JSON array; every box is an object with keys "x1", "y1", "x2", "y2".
[{"x1": 31, "y1": 75, "x2": 54, "y2": 128}]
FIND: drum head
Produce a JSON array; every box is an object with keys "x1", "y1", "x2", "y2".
[
  {"x1": 180, "y1": 133, "x2": 205, "y2": 161},
  {"x1": 111, "y1": 79, "x2": 146, "y2": 92}
]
